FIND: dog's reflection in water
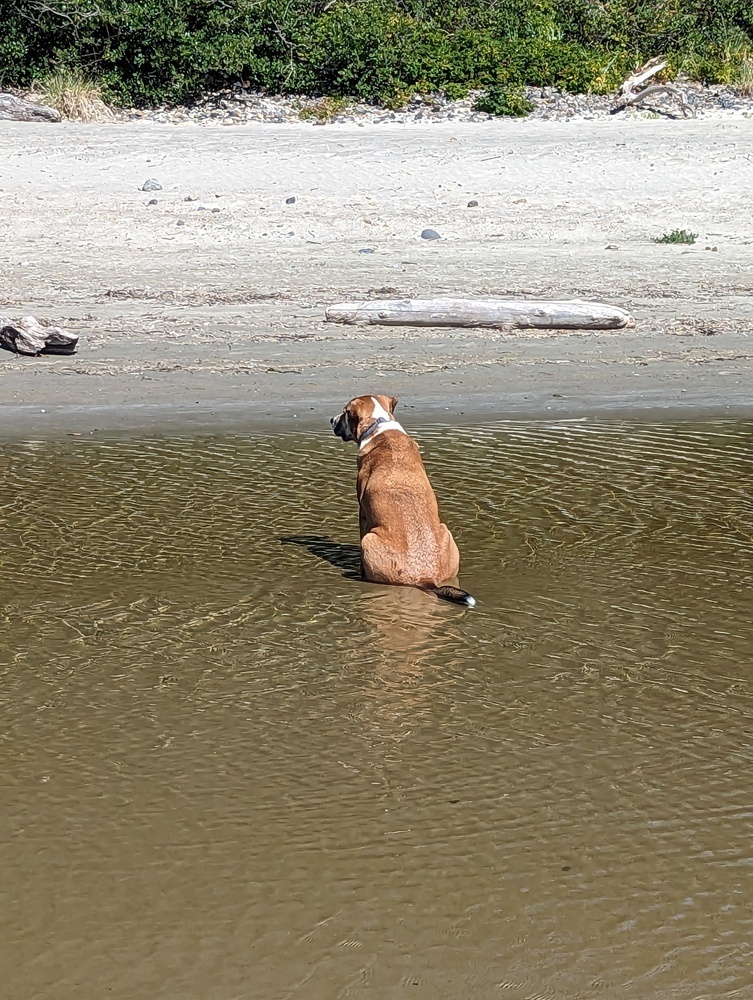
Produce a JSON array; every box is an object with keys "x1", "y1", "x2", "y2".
[
  {"x1": 351, "y1": 583, "x2": 458, "y2": 742},
  {"x1": 280, "y1": 534, "x2": 459, "y2": 741}
]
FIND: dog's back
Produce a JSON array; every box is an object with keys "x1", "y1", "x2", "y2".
[{"x1": 331, "y1": 394, "x2": 475, "y2": 607}]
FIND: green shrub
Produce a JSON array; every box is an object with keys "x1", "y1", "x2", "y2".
[
  {"x1": 653, "y1": 229, "x2": 698, "y2": 245},
  {"x1": 474, "y1": 84, "x2": 535, "y2": 117},
  {"x1": 442, "y1": 82, "x2": 469, "y2": 101},
  {"x1": 1, "y1": 1, "x2": 752, "y2": 108}
]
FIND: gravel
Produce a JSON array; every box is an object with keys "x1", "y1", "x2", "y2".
[{"x1": 120, "y1": 80, "x2": 753, "y2": 128}]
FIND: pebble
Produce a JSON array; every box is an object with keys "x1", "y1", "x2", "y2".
[
  {"x1": 141, "y1": 177, "x2": 162, "y2": 191},
  {"x1": 184, "y1": 195, "x2": 199, "y2": 202},
  {"x1": 467, "y1": 199, "x2": 479, "y2": 207},
  {"x1": 421, "y1": 228, "x2": 441, "y2": 240},
  {"x1": 176, "y1": 220, "x2": 185, "y2": 226},
  {"x1": 358, "y1": 248, "x2": 375, "y2": 254},
  {"x1": 147, "y1": 199, "x2": 158, "y2": 206},
  {"x1": 285, "y1": 196, "x2": 296, "y2": 204},
  {"x1": 117, "y1": 80, "x2": 753, "y2": 128}
]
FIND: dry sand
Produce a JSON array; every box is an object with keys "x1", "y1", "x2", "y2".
[{"x1": 1, "y1": 116, "x2": 752, "y2": 433}]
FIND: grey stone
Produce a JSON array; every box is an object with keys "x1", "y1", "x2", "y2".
[
  {"x1": 358, "y1": 248, "x2": 375, "y2": 254},
  {"x1": 285, "y1": 196, "x2": 296, "y2": 204},
  {"x1": 141, "y1": 178, "x2": 162, "y2": 191},
  {"x1": 176, "y1": 220, "x2": 185, "y2": 226},
  {"x1": 467, "y1": 200, "x2": 479, "y2": 208},
  {"x1": 120, "y1": 78, "x2": 747, "y2": 130},
  {"x1": 147, "y1": 199, "x2": 158, "y2": 206},
  {"x1": 420, "y1": 228, "x2": 441, "y2": 240}
]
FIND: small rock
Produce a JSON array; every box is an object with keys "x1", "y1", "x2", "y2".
[
  {"x1": 147, "y1": 199, "x2": 158, "y2": 206},
  {"x1": 285, "y1": 196, "x2": 296, "y2": 204},
  {"x1": 421, "y1": 228, "x2": 441, "y2": 240},
  {"x1": 211, "y1": 207, "x2": 220, "y2": 213},
  {"x1": 184, "y1": 195, "x2": 199, "y2": 202},
  {"x1": 605, "y1": 244, "x2": 619, "y2": 250},
  {"x1": 141, "y1": 178, "x2": 162, "y2": 192},
  {"x1": 358, "y1": 248, "x2": 375, "y2": 254},
  {"x1": 467, "y1": 200, "x2": 478, "y2": 208},
  {"x1": 176, "y1": 220, "x2": 185, "y2": 226}
]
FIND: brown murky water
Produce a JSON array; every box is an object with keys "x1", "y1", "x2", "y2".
[{"x1": 2, "y1": 419, "x2": 753, "y2": 1000}]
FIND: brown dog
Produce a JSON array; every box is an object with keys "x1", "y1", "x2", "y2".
[{"x1": 330, "y1": 394, "x2": 475, "y2": 607}]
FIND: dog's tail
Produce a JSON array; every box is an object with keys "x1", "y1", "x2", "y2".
[{"x1": 423, "y1": 583, "x2": 476, "y2": 607}]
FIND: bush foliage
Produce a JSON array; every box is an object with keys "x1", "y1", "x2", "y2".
[
  {"x1": 473, "y1": 84, "x2": 535, "y2": 117},
  {"x1": 2, "y1": 1, "x2": 752, "y2": 108}
]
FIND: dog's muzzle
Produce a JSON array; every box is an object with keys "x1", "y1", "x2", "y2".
[{"x1": 331, "y1": 412, "x2": 351, "y2": 441}]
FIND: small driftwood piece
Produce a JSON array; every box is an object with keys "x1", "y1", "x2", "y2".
[
  {"x1": 0, "y1": 93, "x2": 61, "y2": 123},
  {"x1": 0, "y1": 316, "x2": 79, "y2": 356},
  {"x1": 325, "y1": 298, "x2": 633, "y2": 331},
  {"x1": 611, "y1": 57, "x2": 694, "y2": 118}
]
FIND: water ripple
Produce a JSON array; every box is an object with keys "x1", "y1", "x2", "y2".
[{"x1": 1, "y1": 418, "x2": 752, "y2": 999}]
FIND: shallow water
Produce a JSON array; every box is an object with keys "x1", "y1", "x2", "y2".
[{"x1": 2, "y1": 419, "x2": 752, "y2": 1000}]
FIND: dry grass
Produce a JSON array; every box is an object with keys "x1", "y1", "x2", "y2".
[
  {"x1": 298, "y1": 96, "x2": 351, "y2": 122},
  {"x1": 32, "y1": 66, "x2": 114, "y2": 122},
  {"x1": 736, "y1": 58, "x2": 753, "y2": 97}
]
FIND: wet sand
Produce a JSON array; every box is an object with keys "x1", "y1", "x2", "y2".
[{"x1": 1, "y1": 117, "x2": 752, "y2": 432}]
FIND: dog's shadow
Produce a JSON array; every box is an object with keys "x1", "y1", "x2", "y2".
[{"x1": 280, "y1": 534, "x2": 362, "y2": 580}]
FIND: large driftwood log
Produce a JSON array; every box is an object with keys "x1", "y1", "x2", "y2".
[
  {"x1": 612, "y1": 57, "x2": 694, "y2": 118},
  {"x1": 0, "y1": 93, "x2": 61, "y2": 122},
  {"x1": 325, "y1": 298, "x2": 634, "y2": 331},
  {"x1": 0, "y1": 316, "x2": 79, "y2": 355}
]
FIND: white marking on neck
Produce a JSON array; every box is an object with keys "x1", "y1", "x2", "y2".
[
  {"x1": 359, "y1": 419, "x2": 404, "y2": 449},
  {"x1": 359, "y1": 397, "x2": 406, "y2": 449}
]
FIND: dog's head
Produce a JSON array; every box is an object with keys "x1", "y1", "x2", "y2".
[{"x1": 330, "y1": 394, "x2": 399, "y2": 443}]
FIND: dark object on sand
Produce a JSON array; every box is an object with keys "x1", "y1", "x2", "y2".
[{"x1": 0, "y1": 316, "x2": 79, "y2": 356}]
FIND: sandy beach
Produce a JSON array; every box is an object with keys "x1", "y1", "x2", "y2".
[{"x1": 1, "y1": 116, "x2": 752, "y2": 433}]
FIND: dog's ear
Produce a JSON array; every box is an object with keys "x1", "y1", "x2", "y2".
[
  {"x1": 389, "y1": 395, "x2": 399, "y2": 413},
  {"x1": 346, "y1": 405, "x2": 360, "y2": 438}
]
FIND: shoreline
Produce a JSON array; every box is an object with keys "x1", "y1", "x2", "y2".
[
  {"x1": 2, "y1": 370, "x2": 751, "y2": 438},
  {"x1": 1, "y1": 116, "x2": 752, "y2": 438}
]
